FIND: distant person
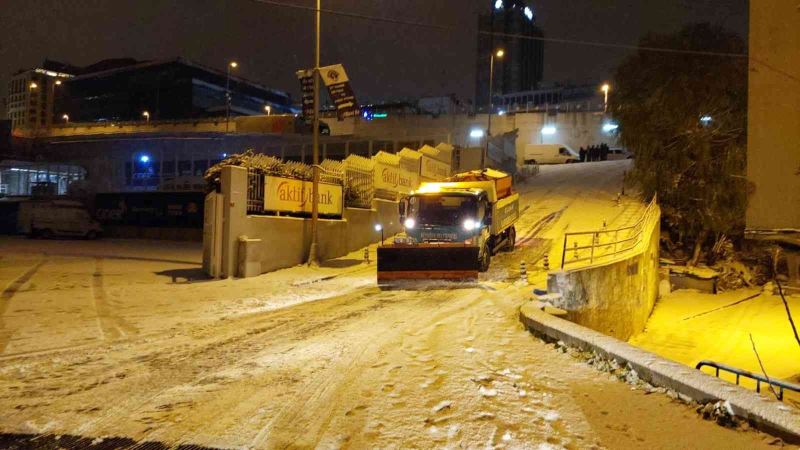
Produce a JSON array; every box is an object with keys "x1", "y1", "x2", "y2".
[
  {"x1": 579, "y1": 147, "x2": 586, "y2": 162},
  {"x1": 588, "y1": 145, "x2": 596, "y2": 162},
  {"x1": 600, "y1": 143, "x2": 609, "y2": 161}
]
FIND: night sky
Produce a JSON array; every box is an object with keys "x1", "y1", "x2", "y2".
[{"x1": 1, "y1": 0, "x2": 747, "y2": 108}]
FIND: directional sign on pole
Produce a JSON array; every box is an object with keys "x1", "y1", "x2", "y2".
[
  {"x1": 296, "y1": 69, "x2": 315, "y2": 125},
  {"x1": 319, "y1": 64, "x2": 360, "y2": 121}
]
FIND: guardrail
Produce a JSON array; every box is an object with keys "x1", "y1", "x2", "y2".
[
  {"x1": 560, "y1": 194, "x2": 658, "y2": 270},
  {"x1": 696, "y1": 360, "x2": 800, "y2": 402}
]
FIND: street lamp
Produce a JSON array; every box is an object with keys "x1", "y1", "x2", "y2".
[
  {"x1": 601, "y1": 83, "x2": 610, "y2": 112},
  {"x1": 374, "y1": 224, "x2": 384, "y2": 245},
  {"x1": 264, "y1": 105, "x2": 271, "y2": 116},
  {"x1": 482, "y1": 48, "x2": 504, "y2": 170},
  {"x1": 226, "y1": 61, "x2": 238, "y2": 133},
  {"x1": 142, "y1": 111, "x2": 150, "y2": 123},
  {"x1": 29, "y1": 82, "x2": 38, "y2": 89},
  {"x1": 62, "y1": 114, "x2": 69, "y2": 123}
]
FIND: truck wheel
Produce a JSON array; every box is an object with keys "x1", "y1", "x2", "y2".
[
  {"x1": 505, "y1": 227, "x2": 516, "y2": 252},
  {"x1": 479, "y1": 245, "x2": 491, "y2": 272}
]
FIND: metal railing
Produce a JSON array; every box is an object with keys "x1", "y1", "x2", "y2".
[
  {"x1": 696, "y1": 360, "x2": 800, "y2": 402},
  {"x1": 247, "y1": 168, "x2": 265, "y2": 213},
  {"x1": 560, "y1": 194, "x2": 658, "y2": 270}
]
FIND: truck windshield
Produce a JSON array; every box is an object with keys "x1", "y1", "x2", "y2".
[{"x1": 411, "y1": 195, "x2": 477, "y2": 226}]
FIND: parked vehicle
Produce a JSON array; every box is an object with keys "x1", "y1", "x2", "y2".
[
  {"x1": 607, "y1": 147, "x2": 633, "y2": 160},
  {"x1": 17, "y1": 199, "x2": 102, "y2": 239},
  {"x1": 523, "y1": 144, "x2": 579, "y2": 164},
  {"x1": 377, "y1": 169, "x2": 519, "y2": 282}
]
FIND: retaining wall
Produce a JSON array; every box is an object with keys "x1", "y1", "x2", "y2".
[
  {"x1": 547, "y1": 210, "x2": 660, "y2": 340},
  {"x1": 213, "y1": 165, "x2": 401, "y2": 277}
]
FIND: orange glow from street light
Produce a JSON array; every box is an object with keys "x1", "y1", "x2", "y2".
[
  {"x1": 29, "y1": 82, "x2": 38, "y2": 89},
  {"x1": 229, "y1": 61, "x2": 238, "y2": 69},
  {"x1": 601, "y1": 83, "x2": 610, "y2": 93},
  {"x1": 496, "y1": 49, "x2": 505, "y2": 58}
]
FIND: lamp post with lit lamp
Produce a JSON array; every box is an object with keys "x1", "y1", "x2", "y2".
[
  {"x1": 264, "y1": 105, "x2": 271, "y2": 116},
  {"x1": 29, "y1": 81, "x2": 39, "y2": 138},
  {"x1": 374, "y1": 224, "x2": 384, "y2": 245},
  {"x1": 62, "y1": 114, "x2": 69, "y2": 124},
  {"x1": 50, "y1": 79, "x2": 63, "y2": 128},
  {"x1": 601, "y1": 83, "x2": 610, "y2": 113},
  {"x1": 142, "y1": 111, "x2": 150, "y2": 123},
  {"x1": 482, "y1": 48, "x2": 504, "y2": 170},
  {"x1": 225, "y1": 61, "x2": 238, "y2": 133}
]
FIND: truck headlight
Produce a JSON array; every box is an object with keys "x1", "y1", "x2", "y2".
[
  {"x1": 463, "y1": 218, "x2": 477, "y2": 231},
  {"x1": 404, "y1": 218, "x2": 416, "y2": 229}
]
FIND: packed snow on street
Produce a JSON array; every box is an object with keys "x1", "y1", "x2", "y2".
[{"x1": 0, "y1": 162, "x2": 778, "y2": 448}]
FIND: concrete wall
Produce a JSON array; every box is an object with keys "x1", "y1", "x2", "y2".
[
  {"x1": 547, "y1": 211, "x2": 660, "y2": 340},
  {"x1": 746, "y1": 0, "x2": 800, "y2": 231},
  {"x1": 211, "y1": 165, "x2": 401, "y2": 277},
  {"x1": 326, "y1": 111, "x2": 618, "y2": 164}
]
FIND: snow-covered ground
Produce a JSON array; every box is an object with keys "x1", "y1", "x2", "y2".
[
  {"x1": 0, "y1": 161, "x2": 779, "y2": 448},
  {"x1": 630, "y1": 287, "x2": 800, "y2": 406}
]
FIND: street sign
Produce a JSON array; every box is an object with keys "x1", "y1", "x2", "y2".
[
  {"x1": 319, "y1": 64, "x2": 360, "y2": 121},
  {"x1": 295, "y1": 69, "x2": 315, "y2": 125}
]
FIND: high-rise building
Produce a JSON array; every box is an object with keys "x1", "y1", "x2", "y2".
[{"x1": 475, "y1": 0, "x2": 544, "y2": 111}]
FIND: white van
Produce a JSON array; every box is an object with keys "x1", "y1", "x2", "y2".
[
  {"x1": 523, "y1": 144, "x2": 579, "y2": 165},
  {"x1": 17, "y1": 199, "x2": 103, "y2": 239}
]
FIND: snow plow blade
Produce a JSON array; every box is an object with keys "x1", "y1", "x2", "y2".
[{"x1": 377, "y1": 244, "x2": 480, "y2": 282}]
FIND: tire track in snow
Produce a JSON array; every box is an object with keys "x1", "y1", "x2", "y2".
[
  {"x1": 0, "y1": 260, "x2": 46, "y2": 354},
  {"x1": 92, "y1": 257, "x2": 138, "y2": 340}
]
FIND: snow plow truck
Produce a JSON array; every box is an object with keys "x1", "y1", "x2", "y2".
[{"x1": 377, "y1": 169, "x2": 520, "y2": 282}]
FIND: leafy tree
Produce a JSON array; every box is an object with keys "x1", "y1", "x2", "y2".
[{"x1": 611, "y1": 23, "x2": 748, "y2": 265}]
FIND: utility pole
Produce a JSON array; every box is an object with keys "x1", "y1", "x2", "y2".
[{"x1": 307, "y1": 0, "x2": 321, "y2": 266}]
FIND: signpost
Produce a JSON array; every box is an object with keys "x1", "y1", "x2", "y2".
[
  {"x1": 296, "y1": 69, "x2": 315, "y2": 125},
  {"x1": 319, "y1": 64, "x2": 360, "y2": 121}
]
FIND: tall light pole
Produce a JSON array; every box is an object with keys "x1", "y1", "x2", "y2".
[
  {"x1": 307, "y1": 0, "x2": 322, "y2": 266},
  {"x1": 62, "y1": 114, "x2": 69, "y2": 123},
  {"x1": 264, "y1": 105, "x2": 271, "y2": 116},
  {"x1": 601, "y1": 83, "x2": 610, "y2": 113},
  {"x1": 29, "y1": 81, "x2": 40, "y2": 138},
  {"x1": 482, "y1": 48, "x2": 504, "y2": 170},
  {"x1": 142, "y1": 111, "x2": 150, "y2": 123},
  {"x1": 226, "y1": 61, "x2": 238, "y2": 133}
]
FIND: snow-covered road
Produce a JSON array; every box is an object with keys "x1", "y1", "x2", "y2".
[{"x1": 0, "y1": 161, "x2": 777, "y2": 448}]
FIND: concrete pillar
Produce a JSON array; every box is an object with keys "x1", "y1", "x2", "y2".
[{"x1": 221, "y1": 165, "x2": 248, "y2": 278}]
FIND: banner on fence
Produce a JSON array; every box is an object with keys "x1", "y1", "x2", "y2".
[
  {"x1": 420, "y1": 155, "x2": 450, "y2": 180},
  {"x1": 374, "y1": 161, "x2": 417, "y2": 194},
  {"x1": 264, "y1": 175, "x2": 343, "y2": 215}
]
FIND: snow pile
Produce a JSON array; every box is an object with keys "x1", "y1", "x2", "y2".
[{"x1": 544, "y1": 338, "x2": 764, "y2": 433}]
